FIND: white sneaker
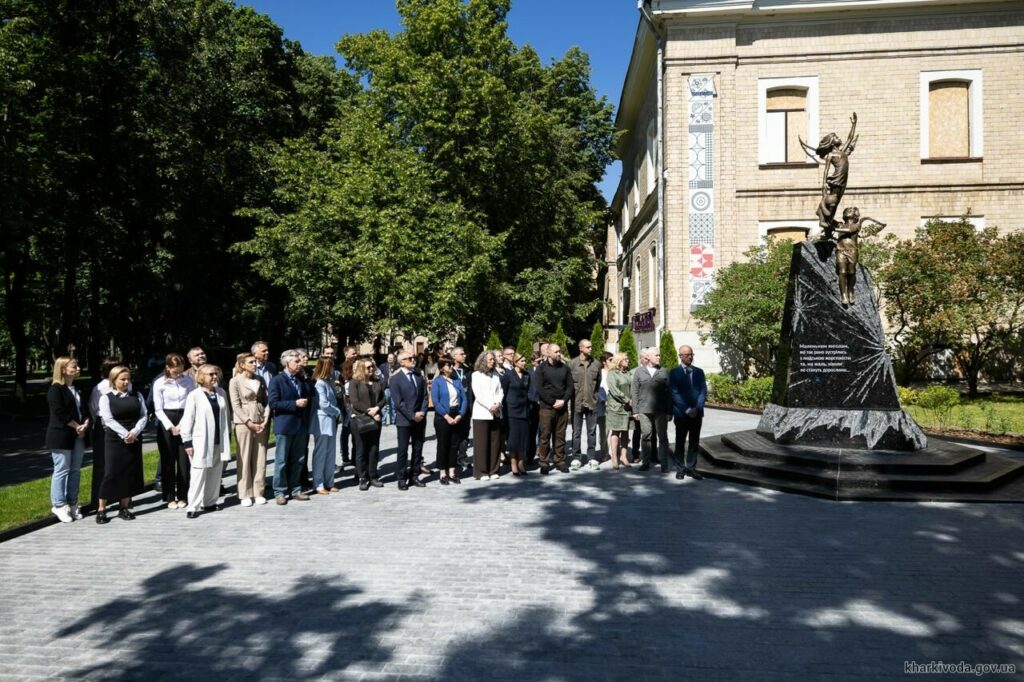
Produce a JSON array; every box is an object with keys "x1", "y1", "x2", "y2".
[
  {"x1": 570, "y1": 459, "x2": 582, "y2": 471},
  {"x1": 484, "y1": 475, "x2": 492, "y2": 481},
  {"x1": 588, "y1": 460, "x2": 600, "y2": 470},
  {"x1": 52, "y1": 505, "x2": 73, "y2": 523},
  {"x1": 254, "y1": 496, "x2": 267, "y2": 505},
  {"x1": 240, "y1": 498, "x2": 253, "y2": 507},
  {"x1": 71, "y1": 504, "x2": 84, "y2": 520}
]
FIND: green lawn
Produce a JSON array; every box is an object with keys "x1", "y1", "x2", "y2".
[
  {"x1": 0, "y1": 447, "x2": 161, "y2": 533},
  {"x1": 905, "y1": 394, "x2": 1024, "y2": 436}
]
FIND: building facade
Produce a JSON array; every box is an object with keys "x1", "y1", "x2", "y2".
[{"x1": 606, "y1": 0, "x2": 1024, "y2": 371}]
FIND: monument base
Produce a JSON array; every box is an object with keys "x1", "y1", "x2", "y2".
[
  {"x1": 700, "y1": 430, "x2": 1024, "y2": 502},
  {"x1": 756, "y1": 402, "x2": 927, "y2": 451}
]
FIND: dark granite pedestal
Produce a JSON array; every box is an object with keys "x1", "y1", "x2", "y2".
[{"x1": 700, "y1": 240, "x2": 1024, "y2": 502}]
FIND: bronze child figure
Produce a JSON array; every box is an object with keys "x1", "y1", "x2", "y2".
[
  {"x1": 801, "y1": 113, "x2": 858, "y2": 239},
  {"x1": 834, "y1": 206, "x2": 886, "y2": 306}
]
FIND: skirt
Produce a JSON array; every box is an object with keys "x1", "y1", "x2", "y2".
[
  {"x1": 100, "y1": 430, "x2": 145, "y2": 501},
  {"x1": 605, "y1": 410, "x2": 633, "y2": 433},
  {"x1": 506, "y1": 417, "x2": 530, "y2": 454}
]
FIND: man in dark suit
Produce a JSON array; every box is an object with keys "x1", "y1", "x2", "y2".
[
  {"x1": 668, "y1": 345, "x2": 707, "y2": 480},
  {"x1": 268, "y1": 349, "x2": 312, "y2": 503},
  {"x1": 389, "y1": 350, "x2": 429, "y2": 490}
]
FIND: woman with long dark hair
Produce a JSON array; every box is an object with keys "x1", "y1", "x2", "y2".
[{"x1": 152, "y1": 353, "x2": 195, "y2": 510}]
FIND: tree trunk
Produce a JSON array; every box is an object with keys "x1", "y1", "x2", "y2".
[{"x1": 4, "y1": 264, "x2": 28, "y2": 402}]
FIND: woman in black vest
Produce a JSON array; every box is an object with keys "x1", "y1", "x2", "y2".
[
  {"x1": 96, "y1": 366, "x2": 148, "y2": 524},
  {"x1": 45, "y1": 357, "x2": 90, "y2": 523}
]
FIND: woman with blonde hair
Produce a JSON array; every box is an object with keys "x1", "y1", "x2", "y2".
[
  {"x1": 309, "y1": 357, "x2": 340, "y2": 495},
  {"x1": 180, "y1": 364, "x2": 232, "y2": 518},
  {"x1": 605, "y1": 352, "x2": 634, "y2": 469},
  {"x1": 45, "y1": 357, "x2": 90, "y2": 522},
  {"x1": 96, "y1": 366, "x2": 147, "y2": 523},
  {"x1": 350, "y1": 356, "x2": 386, "y2": 490},
  {"x1": 229, "y1": 352, "x2": 269, "y2": 506},
  {"x1": 152, "y1": 353, "x2": 195, "y2": 510}
]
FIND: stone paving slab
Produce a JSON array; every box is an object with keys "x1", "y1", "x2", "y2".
[{"x1": 1, "y1": 409, "x2": 1022, "y2": 681}]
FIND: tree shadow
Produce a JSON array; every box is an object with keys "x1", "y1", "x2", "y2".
[
  {"x1": 57, "y1": 562, "x2": 407, "y2": 680},
  {"x1": 438, "y1": 474, "x2": 1024, "y2": 679}
]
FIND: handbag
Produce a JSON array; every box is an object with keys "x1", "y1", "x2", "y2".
[{"x1": 351, "y1": 413, "x2": 380, "y2": 434}]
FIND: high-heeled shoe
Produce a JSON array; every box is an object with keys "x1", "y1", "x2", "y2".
[{"x1": 451, "y1": 476, "x2": 461, "y2": 485}]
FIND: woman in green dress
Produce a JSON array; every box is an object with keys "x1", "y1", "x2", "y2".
[{"x1": 605, "y1": 352, "x2": 634, "y2": 470}]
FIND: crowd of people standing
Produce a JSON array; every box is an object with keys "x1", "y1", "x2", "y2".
[{"x1": 43, "y1": 337, "x2": 709, "y2": 524}]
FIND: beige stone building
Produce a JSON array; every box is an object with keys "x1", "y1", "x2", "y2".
[{"x1": 605, "y1": 0, "x2": 1024, "y2": 371}]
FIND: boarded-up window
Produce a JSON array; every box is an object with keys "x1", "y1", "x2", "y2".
[
  {"x1": 767, "y1": 227, "x2": 808, "y2": 243},
  {"x1": 765, "y1": 88, "x2": 807, "y2": 163},
  {"x1": 929, "y1": 81, "x2": 969, "y2": 158}
]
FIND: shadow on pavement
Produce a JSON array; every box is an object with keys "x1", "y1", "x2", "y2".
[{"x1": 56, "y1": 563, "x2": 406, "y2": 679}]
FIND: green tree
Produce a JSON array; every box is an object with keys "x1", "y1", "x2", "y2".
[
  {"x1": 694, "y1": 238, "x2": 793, "y2": 379},
  {"x1": 550, "y1": 321, "x2": 568, "y2": 355},
  {"x1": 618, "y1": 327, "x2": 638, "y2": 369},
  {"x1": 589, "y1": 322, "x2": 605, "y2": 359},
  {"x1": 659, "y1": 328, "x2": 678, "y2": 371},
  {"x1": 334, "y1": 0, "x2": 614, "y2": 346},
  {"x1": 486, "y1": 331, "x2": 504, "y2": 350},
  {"x1": 515, "y1": 322, "x2": 538, "y2": 359},
  {"x1": 879, "y1": 219, "x2": 1024, "y2": 398}
]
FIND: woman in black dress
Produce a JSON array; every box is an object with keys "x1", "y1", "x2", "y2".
[
  {"x1": 96, "y1": 366, "x2": 147, "y2": 523},
  {"x1": 504, "y1": 353, "x2": 532, "y2": 477}
]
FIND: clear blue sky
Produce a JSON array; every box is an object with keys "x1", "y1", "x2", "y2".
[{"x1": 239, "y1": 0, "x2": 639, "y2": 201}]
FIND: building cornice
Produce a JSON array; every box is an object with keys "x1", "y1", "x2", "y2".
[
  {"x1": 649, "y1": 0, "x2": 1006, "y2": 16},
  {"x1": 614, "y1": 16, "x2": 657, "y2": 160}
]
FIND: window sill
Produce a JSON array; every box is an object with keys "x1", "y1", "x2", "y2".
[
  {"x1": 921, "y1": 157, "x2": 982, "y2": 164},
  {"x1": 759, "y1": 162, "x2": 818, "y2": 169}
]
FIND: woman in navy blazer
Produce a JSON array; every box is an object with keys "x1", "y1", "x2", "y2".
[
  {"x1": 504, "y1": 353, "x2": 532, "y2": 476},
  {"x1": 45, "y1": 357, "x2": 90, "y2": 522},
  {"x1": 430, "y1": 356, "x2": 468, "y2": 485}
]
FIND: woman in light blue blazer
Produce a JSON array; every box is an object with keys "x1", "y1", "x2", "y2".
[{"x1": 309, "y1": 358, "x2": 341, "y2": 494}]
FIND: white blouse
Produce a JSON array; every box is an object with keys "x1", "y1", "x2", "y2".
[{"x1": 153, "y1": 375, "x2": 197, "y2": 429}]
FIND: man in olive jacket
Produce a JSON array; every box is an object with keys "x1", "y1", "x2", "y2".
[{"x1": 569, "y1": 339, "x2": 602, "y2": 470}]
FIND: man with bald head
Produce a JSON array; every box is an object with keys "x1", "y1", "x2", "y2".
[
  {"x1": 633, "y1": 346, "x2": 670, "y2": 472},
  {"x1": 535, "y1": 343, "x2": 574, "y2": 474},
  {"x1": 667, "y1": 345, "x2": 707, "y2": 480}
]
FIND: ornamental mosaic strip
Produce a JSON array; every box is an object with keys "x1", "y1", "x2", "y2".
[
  {"x1": 688, "y1": 74, "x2": 716, "y2": 309},
  {"x1": 689, "y1": 214, "x2": 715, "y2": 245}
]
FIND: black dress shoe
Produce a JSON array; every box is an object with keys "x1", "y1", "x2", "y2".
[
  {"x1": 540, "y1": 466, "x2": 550, "y2": 475},
  {"x1": 519, "y1": 470, "x2": 528, "y2": 477},
  {"x1": 359, "y1": 479, "x2": 370, "y2": 491},
  {"x1": 687, "y1": 468, "x2": 704, "y2": 480},
  {"x1": 187, "y1": 511, "x2": 201, "y2": 519},
  {"x1": 558, "y1": 464, "x2": 569, "y2": 473},
  {"x1": 451, "y1": 477, "x2": 461, "y2": 485},
  {"x1": 95, "y1": 510, "x2": 110, "y2": 525},
  {"x1": 440, "y1": 476, "x2": 450, "y2": 485},
  {"x1": 676, "y1": 471, "x2": 685, "y2": 480},
  {"x1": 411, "y1": 477, "x2": 426, "y2": 488},
  {"x1": 397, "y1": 480, "x2": 409, "y2": 491},
  {"x1": 638, "y1": 463, "x2": 650, "y2": 471},
  {"x1": 206, "y1": 504, "x2": 223, "y2": 512},
  {"x1": 118, "y1": 508, "x2": 136, "y2": 521},
  {"x1": 370, "y1": 478, "x2": 384, "y2": 488}
]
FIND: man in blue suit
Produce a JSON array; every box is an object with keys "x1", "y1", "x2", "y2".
[
  {"x1": 389, "y1": 350, "x2": 429, "y2": 490},
  {"x1": 668, "y1": 345, "x2": 707, "y2": 480},
  {"x1": 268, "y1": 349, "x2": 312, "y2": 503}
]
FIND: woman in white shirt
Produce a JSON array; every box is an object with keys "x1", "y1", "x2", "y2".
[
  {"x1": 96, "y1": 366, "x2": 148, "y2": 524},
  {"x1": 152, "y1": 353, "x2": 196, "y2": 510},
  {"x1": 471, "y1": 351, "x2": 504, "y2": 480},
  {"x1": 180, "y1": 364, "x2": 232, "y2": 519}
]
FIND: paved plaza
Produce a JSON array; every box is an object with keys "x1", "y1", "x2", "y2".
[{"x1": 1, "y1": 409, "x2": 1023, "y2": 681}]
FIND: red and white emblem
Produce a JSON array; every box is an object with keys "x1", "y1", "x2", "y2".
[{"x1": 690, "y1": 244, "x2": 714, "y2": 278}]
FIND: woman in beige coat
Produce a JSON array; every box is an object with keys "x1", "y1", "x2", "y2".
[
  {"x1": 229, "y1": 353, "x2": 269, "y2": 506},
  {"x1": 181, "y1": 364, "x2": 232, "y2": 518}
]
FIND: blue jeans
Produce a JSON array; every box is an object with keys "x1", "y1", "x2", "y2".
[
  {"x1": 51, "y1": 439, "x2": 85, "y2": 507},
  {"x1": 311, "y1": 433, "x2": 336, "y2": 491},
  {"x1": 273, "y1": 433, "x2": 308, "y2": 498}
]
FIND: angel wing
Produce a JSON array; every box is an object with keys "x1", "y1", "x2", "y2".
[{"x1": 797, "y1": 136, "x2": 821, "y2": 163}]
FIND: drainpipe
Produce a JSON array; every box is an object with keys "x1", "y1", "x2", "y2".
[{"x1": 638, "y1": 1, "x2": 666, "y2": 340}]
